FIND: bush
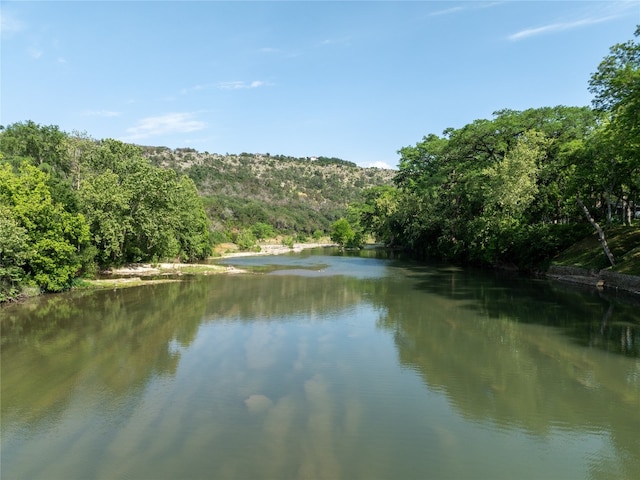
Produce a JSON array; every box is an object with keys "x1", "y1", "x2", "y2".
[
  {"x1": 282, "y1": 236, "x2": 294, "y2": 249},
  {"x1": 235, "y1": 229, "x2": 257, "y2": 251},
  {"x1": 252, "y1": 222, "x2": 275, "y2": 240}
]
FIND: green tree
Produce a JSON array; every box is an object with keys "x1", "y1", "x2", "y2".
[
  {"x1": 391, "y1": 107, "x2": 598, "y2": 266},
  {"x1": 173, "y1": 175, "x2": 211, "y2": 261},
  {"x1": 330, "y1": 218, "x2": 356, "y2": 248},
  {"x1": 234, "y1": 229, "x2": 258, "y2": 251},
  {"x1": 0, "y1": 121, "x2": 68, "y2": 172},
  {"x1": 0, "y1": 162, "x2": 90, "y2": 293},
  {"x1": 470, "y1": 131, "x2": 545, "y2": 264},
  {"x1": 79, "y1": 170, "x2": 132, "y2": 264},
  {"x1": 589, "y1": 26, "x2": 640, "y2": 226},
  {"x1": 80, "y1": 139, "x2": 211, "y2": 264},
  {"x1": 252, "y1": 222, "x2": 275, "y2": 240},
  {"x1": 358, "y1": 186, "x2": 401, "y2": 245},
  {"x1": 0, "y1": 206, "x2": 29, "y2": 301}
]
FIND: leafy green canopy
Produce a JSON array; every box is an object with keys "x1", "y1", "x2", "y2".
[
  {"x1": 351, "y1": 28, "x2": 639, "y2": 270},
  {"x1": 0, "y1": 162, "x2": 90, "y2": 296},
  {"x1": 357, "y1": 106, "x2": 601, "y2": 269},
  {"x1": 0, "y1": 123, "x2": 212, "y2": 300},
  {"x1": 587, "y1": 26, "x2": 640, "y2": 226},
  {"x1": 78, "y1": 139, "x2": 211, "y2": 264}
]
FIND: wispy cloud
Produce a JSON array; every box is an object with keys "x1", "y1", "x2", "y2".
[
  {"x1": 0, "y1": 11, "x2": 25, "y2": 37},
  {"x1": 509, "y1": 15, "x2": 619, "y2": 41},
  {"x1": 82, "y1": 110, "x2": 121, "y2": 118},
  {"x1": 428, "y1": 2, "x2": 503, "y2": 18},
  {"x1": 320, "y1": 36, "x2": 352, "y2": 46},
  {"x1": 217, "y1": 80, "x2": 265, "y2": 90},
  {"x1": 429, "y1": 6, "x2": 464, "y2": 17},
  {"x1": 123, "y1": 113, "x2": 206, "y2": 141},
  {"x1": 180, "y1": 80, "x2": 266, "y2": 94},
  {"x1": 508, "y1": 1, "x2": 633, "y2": 42},
  {"x1": 28, "y1": 47, "x2": 43, "y2": 59}
]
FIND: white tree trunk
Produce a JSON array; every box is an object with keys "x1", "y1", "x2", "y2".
[{"x1": 576, "y1": 196, "x2": 615, "y2": 267}]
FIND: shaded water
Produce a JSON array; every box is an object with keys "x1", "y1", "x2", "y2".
[{"x1": 2, "y1": 249, "x2": 639, "y2": 479}]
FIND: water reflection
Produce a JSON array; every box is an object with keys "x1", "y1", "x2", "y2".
[
  {"x1": 1, "y1": 274, "x2": 371, "y2": 429},
  {"x1": 370, "y1": 264, "x2": 640, "y2": 479},
  {"x1": 383, "y1": 261, "x2": 640, "y2": 357},
  {"x1": 2, "y1": 254, "x2": 639, "y2": 479}
]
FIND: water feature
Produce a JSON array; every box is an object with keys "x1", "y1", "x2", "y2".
[{"x1": 2, "y1": 249, "x2": 639, "y2": 479}]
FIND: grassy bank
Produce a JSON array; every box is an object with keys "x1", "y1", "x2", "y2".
[{"x1": 551, "y1": 226, "x2": 640, "y2": 276}]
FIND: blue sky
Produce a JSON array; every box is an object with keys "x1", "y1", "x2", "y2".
[{"x1": 1, "y1": 1, "x2": 638, "y2": 168}]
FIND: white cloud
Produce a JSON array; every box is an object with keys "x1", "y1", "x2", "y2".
[
  {"x1": 82, "y1": 110, "x2": 121, "y2": 117},
  {"x1": 509, "y1": 14, "x2": 620, "y2": 41},
  {"x1": 28, "y1": 47, "x2": 43, "y2": 59},
  {"x1": 320, "y1": 36, "x2": 352, "y2": 47},
  {"x1": 429, "y1": 6, "x2": 464, "y2": 17},
  {"x1": 180, "y1": 83, "x2": 209, "y2": 95},
  {"x1": 428, "y1": 2, "x2": 503, "y2": 18},
  {"x1": 217, "y1": 80, "x2": 266, "y2": 90},
  {"x1": 0, "y1": 11, "x2": 25, "y2": 37},
  {"x1": 366, "y1": 161, "x2": 396, "y2": 170},
  {"x1": 123, "y1": 113, "x2": 206, "y2": 141},
  {"x1": 180, "y1": 80, "x2": 266, "y2": 94}
]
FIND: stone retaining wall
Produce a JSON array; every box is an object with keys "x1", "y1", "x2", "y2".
[
  {"x1": 547, "y1": 265, "x2": 597, "y2": 277},
  {"x1": 547, "y1": 265, "x2": 640, "y2": 295},
  {"x1": 599, "y1": 271, "x2": 640, "y2": 294}
]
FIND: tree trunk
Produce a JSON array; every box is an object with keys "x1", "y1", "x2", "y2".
[
  {"x1": 576, "y1": 196, "x2": 615, "y2": 267},
  {"x1": 622, "y1": 195, "x2": 632, "y2": 226}
]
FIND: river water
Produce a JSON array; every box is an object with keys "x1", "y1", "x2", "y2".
[{"x1": 1, "y1": 248, "x2": 639, "y2": 479}]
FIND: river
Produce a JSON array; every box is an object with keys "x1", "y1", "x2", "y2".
[{"x1": 1, "y1": 248, "x2": 639, "y2": 479}]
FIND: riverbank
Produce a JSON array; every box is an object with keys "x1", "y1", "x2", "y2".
[
  {"x1": 545, "y1": 226, "x2": 640, "y2": 296},
  {"x1": 546, "y1": 265, "x2": 640, "y2": 296},
  {"x1": 86, "y1": 242, "x2": 337, "y2": 289}
]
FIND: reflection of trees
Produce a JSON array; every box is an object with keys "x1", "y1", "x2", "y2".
[
  {"x1": 372, "y1": 264, "x2": 640, "y2": 480},
  {"x1": 0, "y1": 273, "x2": 374, "y2": 430},
  {"x1": 3, "y1": 257, "x2": 639, "y2": 479},
  {"x1": 1, "y1": 280, "x2": 209, "y2": 427},
  {"x1": 393, "y1": 263, "x2": 640, "y2": 356},
  {"x1": 200, "y1": 274, "x2": 372, "y2": 321}
]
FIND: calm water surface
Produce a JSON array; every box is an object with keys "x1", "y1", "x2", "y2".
[{"x1": 2, "y1": 249, "x2": 639, "y2": 479}]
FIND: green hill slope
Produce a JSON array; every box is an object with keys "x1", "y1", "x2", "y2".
[{"x1": 142, "y1": 147, "x2": 395, "y2": 235}]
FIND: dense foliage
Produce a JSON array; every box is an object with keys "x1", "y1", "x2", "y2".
[
  {"x1": 0, "y1": 124, "x2": 211, "y2": 300},
  {"x1": 1, "y1": 29, "x2": 637, "y2": 300},
  {"x1": 355, "y1": 28, "x2": 639, "y2": 271},
  {"x1": 142, "y1": 148, "x2": 393, "y2": 237},
  {"x1": 0, "y1": 123, "x2": 392, "y2": 301}
]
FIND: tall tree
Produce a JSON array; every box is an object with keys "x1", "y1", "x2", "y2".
[
  {"x1": 589, "y1": 26, "x2": 640, "y2": 225},
  {"x1": 0, "y1": 162, "x2": 90, "y2": 292}
]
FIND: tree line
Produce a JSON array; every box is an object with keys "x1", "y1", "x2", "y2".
[
  {"x1": 0, "y1": 129, "x2": 211, "y2": 301},
  {"x1": 349, "y1": 27, "x2": 638, "y2": 269},
  {"x1": 1, "y1": 28, "x2": 637, "y2": 300},
  {"x1": 0, "y1": 121, "x2": 394, "y2": 302}
]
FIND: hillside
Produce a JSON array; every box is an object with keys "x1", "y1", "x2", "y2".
[{"x1": 142, "y1": 147, "x2": 395, "y2": 235}]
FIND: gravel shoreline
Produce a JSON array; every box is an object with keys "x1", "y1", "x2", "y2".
[{"x1": 105, "y1": 243, "x2": 336, "y2": 277}]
